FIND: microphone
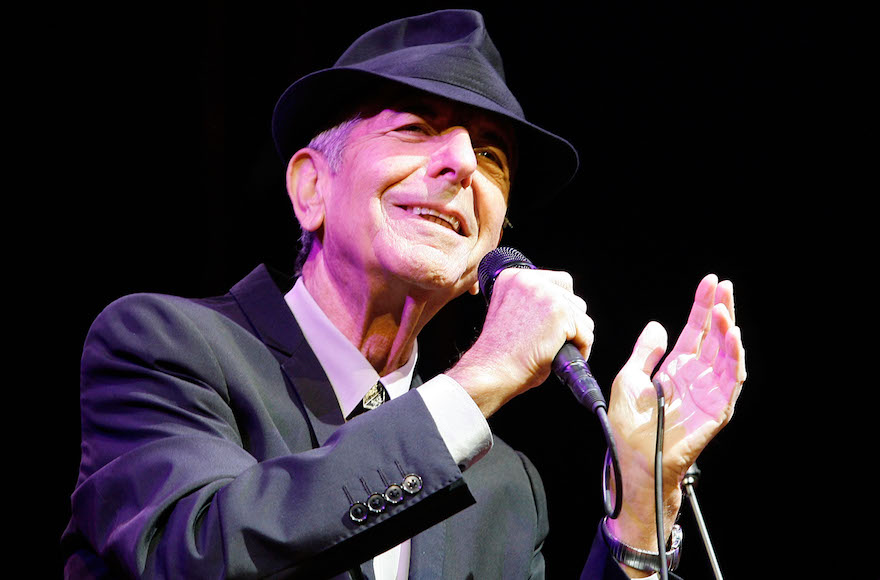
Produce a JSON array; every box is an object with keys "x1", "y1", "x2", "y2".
[{"x1": 477, "y1": 247, "x2": 608, "y2": 415}]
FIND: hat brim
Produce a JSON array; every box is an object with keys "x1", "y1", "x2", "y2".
[{"x1": 272, "y1": 67, "x2": 579, "y2": 213}]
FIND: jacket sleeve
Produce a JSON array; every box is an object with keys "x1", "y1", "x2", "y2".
[{"x1": 67, "y1": 293, "x2": 475, "y2": 579}]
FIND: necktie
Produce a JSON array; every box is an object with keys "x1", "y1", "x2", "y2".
[{"x1": 347, "y1": 381, "x2": 389, "y2": 420}]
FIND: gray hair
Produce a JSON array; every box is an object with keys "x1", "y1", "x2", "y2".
[{"x1": 293, "y1": 115, "x2": 362, "y2": 276}]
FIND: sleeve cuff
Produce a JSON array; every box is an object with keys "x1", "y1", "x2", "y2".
[{"x1": 416, "y1": 374, "x2": 493, "y2": 469}]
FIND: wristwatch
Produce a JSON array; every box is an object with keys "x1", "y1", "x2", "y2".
[{"x1": 601, "y1": 517, "x2": 683, "y2": 572}]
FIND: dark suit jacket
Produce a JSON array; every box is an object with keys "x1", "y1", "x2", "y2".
[{"x1": 62, "y1": 265, "x2": 661, "y2": 579}]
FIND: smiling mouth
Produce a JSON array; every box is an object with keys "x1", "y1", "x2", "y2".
[{"x1": 403, "y1": 206, "x2": 463, "y2": 234}]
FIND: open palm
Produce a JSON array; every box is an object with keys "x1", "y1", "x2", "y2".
[{"x1": 610, "y1": 274, "x2": 747, "y2": 492}]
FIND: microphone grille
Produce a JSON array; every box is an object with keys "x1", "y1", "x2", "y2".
[{"x1": 477, "y1": 246, "x2": 536, "y2": 302}]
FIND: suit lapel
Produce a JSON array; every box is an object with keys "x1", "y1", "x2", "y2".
[
  {"x1": 228, "y1": 265, "x2": 344, "y2": 447},
  {"x1": 282, "y1": 344, "x2": 345, "y2": 446}
]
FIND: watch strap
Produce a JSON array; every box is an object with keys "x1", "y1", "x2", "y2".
[{"x1": 601, "y1": 516, "x2": 683, "y2": 572}]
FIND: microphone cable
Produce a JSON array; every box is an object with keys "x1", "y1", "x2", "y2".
[
  {"x1": 652, "y1": 379, "x2": 669, "y2": 580},
  {"x1": 597, "y1": 402, "x2": 623, "y2": 519}
]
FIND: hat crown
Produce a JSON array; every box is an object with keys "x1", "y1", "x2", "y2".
[
  {"x1": 336, "y1": 10, "x2": 503, "y2": 76},
  {"x1": 334, "y1": 10, "x2": 521, "y2": 116}
]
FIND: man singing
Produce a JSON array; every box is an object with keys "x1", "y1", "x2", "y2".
[{"x1": 63, "y1": 10, "x2": 745, "y2": 579}]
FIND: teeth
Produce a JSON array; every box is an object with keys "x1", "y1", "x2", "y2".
[{"x1": 408, "y1": 206, "x2": 461, "y2": 233}]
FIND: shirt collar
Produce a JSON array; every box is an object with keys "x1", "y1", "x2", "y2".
[{"x1": 284, "y1": 278, "x2": 418, "y2": 418}]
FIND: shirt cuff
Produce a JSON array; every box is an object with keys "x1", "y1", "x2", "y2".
[{"x1": 416, "y1": 374, "x2": 493, "y2": 470}]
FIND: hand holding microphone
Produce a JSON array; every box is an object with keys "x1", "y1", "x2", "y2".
[
  {"x1": 477, "y1": 247, "x2": 608, "y2": 415},
  {"x1": 445, "y1": 247, "x2": 596, "y2": 419}
]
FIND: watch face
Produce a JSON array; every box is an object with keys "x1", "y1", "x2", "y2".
[
  {"x1": 669, "y1": 524, "x2": 683, "y2": 549},
  {"x1": 667, "y1": 524, "x2": 683, "y2": 571}
]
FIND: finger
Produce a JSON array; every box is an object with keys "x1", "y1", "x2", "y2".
[
  {"x1": 626, "y1": 320, "x2": 668, "y2": 376},
  {"x1": 563, "y1": 290, "x2": 589, "y2": 320},
  {"x1": 724, "y1": 324, "x2": 747, "y2": 387},
  {"x1": 573, "y1": 310, "x2": 596, "y2": 360},
  {"x1": 670, "y1": 274, "x2": 718, "y2": 358},
  {"x1": 715, "y1": 280, "x2": 736, "y2": 325},
  {"x1": 697, "y1": 304, "x2": 732, "y2": 366},
  {"x1": 545, "y1": 269, "x2": 574, "y2": 294},
  {"x1": 719, "y1": 325, "x2": 746, "y2": 420},
  {"x1": 544, "y1": 271, "x2": 593, "y2": 342},
  {"x1": 495, "y1": 268, "x2": 578, "y2": 303},
  {"x1": 557, "y1": 292, "x2": 594, "y2": 357}
]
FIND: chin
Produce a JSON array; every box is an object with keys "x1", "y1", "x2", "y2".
[{"x1": 379, "y1": 241, "x2": 474, "y2": 293}]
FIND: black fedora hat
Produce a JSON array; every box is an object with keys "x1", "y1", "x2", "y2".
[{"x1": 271, "y1": 9, "x2": 579, "y2": 207}]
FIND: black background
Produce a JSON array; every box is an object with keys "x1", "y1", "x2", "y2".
[{"x1": 35, "y1": 2, "x2": 870, "y2": 578}]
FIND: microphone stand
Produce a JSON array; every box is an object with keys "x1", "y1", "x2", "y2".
[{"x1": 681, "y1": 463, "x2": 724, "y2": 580}]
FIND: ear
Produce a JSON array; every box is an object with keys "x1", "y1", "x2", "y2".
[{"x1": 286, "y1": 148, "x2": 328, "y2": 234}]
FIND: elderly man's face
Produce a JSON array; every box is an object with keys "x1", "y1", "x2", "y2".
[{"x1": 316, "y1": 92, "x2": 515, "y2": 299}]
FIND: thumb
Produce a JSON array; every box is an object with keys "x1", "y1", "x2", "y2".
[{"x1": 627, "y1": 321, "x2": 668, "y2": 376}]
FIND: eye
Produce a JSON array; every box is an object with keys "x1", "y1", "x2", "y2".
[
  {"x1": 394, "y1": 123, "x2": 432, "y2": 135},
  {"x1": 477, "y1": 149, "x2": 501, "y2": 164},
  {"x1": 475, "y1": 147, "x2": 511, "y2": 192},
  {"x1": 475, "y1": 148, "x2": 508, "y2": 171}
]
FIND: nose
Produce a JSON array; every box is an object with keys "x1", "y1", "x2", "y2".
[{"x1": 426, "y1": 128, "x2": 477, "y2": 189}]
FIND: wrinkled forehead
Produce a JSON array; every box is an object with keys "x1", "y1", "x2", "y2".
[{"x1": 347, "y1": 84, "x2": 519, "y2": 160}]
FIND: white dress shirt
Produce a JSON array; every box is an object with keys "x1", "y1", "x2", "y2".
[{"x1": 284, "y1": 278, "x2": 492, "y2": 579}]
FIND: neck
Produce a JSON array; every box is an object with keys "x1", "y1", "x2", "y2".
[{"x1": 301, "y1": 256, "x2": 446, "y2": 376}]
